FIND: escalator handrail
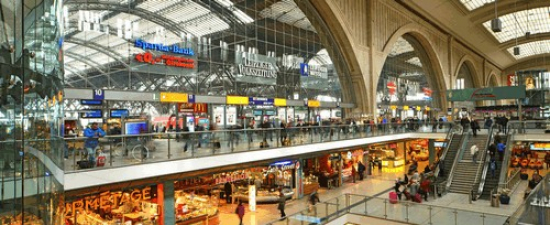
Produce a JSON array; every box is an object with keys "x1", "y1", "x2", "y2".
[
  {"x1": 475, "y1": 124, "x2": 495, "y2": 198},
  {"x1": 498, "y1": 131, "x2": 516, "y2": 190},
  {"x1": 433, "y1": 127, "x2": 458, "y2": 178},
  {"x1": 445, "y1": 131, "x2": 471, "y2": 191}
]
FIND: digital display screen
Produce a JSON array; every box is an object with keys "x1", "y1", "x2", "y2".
[
  {"x1": 253, "y1": 110, "x2": 263, "y2": 116},
  {"x1": 434, "y1": 142, "x2": 447, "y2": 148},
  {"x1": 80, "y1": 100, "x2": 103, "y2": 105},
  {"x1": 110, "y1": 109, "x2": 129, "y2": 118},
  {"x1": 265, "y1": 110, "x2": 275, "y2": 116},
  {"x1": 125, "y1": 121, "x2": 148, "y2": 135},
  {"x1": 80, "y1": 110, "x2": 102, "y2": 118}
]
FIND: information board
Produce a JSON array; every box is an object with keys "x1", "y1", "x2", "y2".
[
  {"x1": 93, "y1": 89, "x2": 104, "y2": 100},
  {"x1": 80, "y1": 100, "x2": 103, "y2": 105},
  {"x1": 249, "y1": 97, "x2": 274, "y2": 106},
  {"x1": 80, "y1": 109, "x2": 102, "y2": 118},
  {"x1": 110, "y1": 109, "x2": 129, "y2": 118}
]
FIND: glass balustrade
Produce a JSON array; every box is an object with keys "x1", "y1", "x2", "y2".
[{"x1": 63, "y1": 123, "x2": 453, "y2": 172}]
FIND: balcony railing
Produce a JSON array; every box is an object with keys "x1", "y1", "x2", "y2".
[
  {"x1": 64, "y1": 122, "x2": 453, "y2": 172},
  {"x1": 265, "y1": 193, "x2": 509, "y2": 225}
]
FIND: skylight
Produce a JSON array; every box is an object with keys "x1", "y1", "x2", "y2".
[
  {"x1": 459, "y1": 0, "x2": 495, "y2": 11},
  {"x1": 388, "y1": 37, "x2": 414, "y2": 57},
  {"x1": 406, "y1": 57, "x2": 422, "y2": 67},
  {"x1": 507, "y1": 40, "x2": 550, "y2": 60},
  {"x1": 260, "y1": 0, "x2": 315, "y2": 32},
  {"x1": 482, "y1": 7, "x2": 550, "y2": 43}
]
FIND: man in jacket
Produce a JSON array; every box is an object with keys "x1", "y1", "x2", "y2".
[
  {"x1": 357, "y1": 161, "x2": 366, "y2": 180},
  {"x1": 497, "y1": 141, "x2": 506, "y2": 161},
  {"x1": 84, "y1": 122, "x2": 106, "y2": 166},
  {"x1": 224, "y1": 182, "x2": 233, "y2": 204}
]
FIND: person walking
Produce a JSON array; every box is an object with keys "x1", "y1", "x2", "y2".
[
  {"x1": 278, "y1": 192, "x2": 286, "y2": 219},
  {"x1": 84, "y1": 122, "x2": 106, "y2": 166},
  {"x1": 470, "y1": 119, "x2": 480, "y2": 137},
  {"x1": 357, "y1": 161, "x2": 366, "y2": 180},
  {"x1": 308, "y1": 192, "x2": 320, "y2": 214},
  {"x1": 236, "y1": 201, "x2": 245, "y2": 225},
  {"x1": 471, "y1": 144, "x2": 479, "y2": 164},
  {"x1": 351, "y1": 164, "x2": 356, "y2": 183}
]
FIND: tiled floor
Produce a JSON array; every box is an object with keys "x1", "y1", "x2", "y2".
[{"x1": 214, "y1": 172, "x2": 523, "y2": 225}]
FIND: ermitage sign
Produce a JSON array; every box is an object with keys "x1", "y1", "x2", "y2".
[{"x1": 135, "y1": 39, "x2": 194, "y2": 56}]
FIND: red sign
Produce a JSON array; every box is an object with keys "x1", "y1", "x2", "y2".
[
  {"x1": 177, "y1": 103, "x2": 207, "y2": 113},
  {"x1": 422, "y1": 87, "x2": 432, "y2": 97},
  {"x1": 135, "y1": 52, "x2": 195, "y2": 69},
  {"x1": 387, "y1": 81, "x2": 396, "y2": 95},
  {"x1": 507, "y1": 74, "x2": 516, "y2": 86}
]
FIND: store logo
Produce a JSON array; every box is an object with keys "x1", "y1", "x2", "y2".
[
  {"x1": 238, "y1": 56, "x2": 277, "y2": 78},
  {"x1": 135, "y1": 39, "x2": 194, "y2": 56},
  {"x1": 135, "y1": 52, "x2": 194, "y2": 69}
]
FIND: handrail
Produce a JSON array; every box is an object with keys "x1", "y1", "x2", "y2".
[
  {"x1": 433, "y1": 127, "x2": 458, "y2": 178},
  {"x1": 475, "y1": 124, "x2": 495, "y2": 199},
  {"x1": 498, "y1": 132, "x2": 516, "y2": 191},
  {"x1": 446, "y1": 131, "x2": 471, "y2": 191}
]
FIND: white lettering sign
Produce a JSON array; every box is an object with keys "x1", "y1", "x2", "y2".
[{"x1": 238, "y1": 56, "x2": 277, "y2": 78}]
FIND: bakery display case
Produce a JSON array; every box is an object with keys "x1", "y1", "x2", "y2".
[
  {"x1": 174, "y1": 191, "x2": 219, "y2": 225},
  {"x1": 232, "y1": 187, "x2": 293, "y2": 203},
  {"x1": 303, "y1": 174, "x2": 320, "y2": 195}
]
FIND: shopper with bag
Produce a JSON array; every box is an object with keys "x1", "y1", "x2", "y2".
[
  {"x1": 84, "y1": 122, "x2": 106, "y2": 167},
  {"x1": 236, "y1": 202, "x2": 245, "y2": 225}
]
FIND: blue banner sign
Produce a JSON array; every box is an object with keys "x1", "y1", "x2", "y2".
[
  {"x1": 188, "y1": 94, "x2": 195, "y2": 103},
  {"x1": 249, "y1": 97, "x2": 274, "y2": 106},
  {"x1": 80, "y1": 109, "x2": 102, "y2": 119},
  {"x1": 292, "y1": 214, "x2": 321, "y2": 223},
  {"x1": 110, "y1": 109, "x2": 129, "y2": 118},
  {"x1": 93, "y1": 89, "x2": 104, "y2": 100},
  {"x1": 80, "y1": 99, "x2": 103, "y2": 105},
  {"x1": 135, "y1": 40, "x2": 194, "y2": 56}
]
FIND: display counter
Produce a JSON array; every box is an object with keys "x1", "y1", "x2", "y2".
[
  {"x1": 303, "y1": 182, "x2": 320, "y2": 195},
  {"x1": 381, "y1": 158, "x2": 405, "y2": 167},
  {"x1": 318, "y1": 172, "x2": 338, "y2": 188},
  {"x1": 233, "y1": 189, "x2": 293, "y2": 203},
  {"x1": 175, "y1": 191, "x2": 219, "y2": 225}
]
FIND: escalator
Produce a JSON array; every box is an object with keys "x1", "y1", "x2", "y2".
[
  {"x1": 435, "y1": 134, "x2": 462, "y2": 183},
  {"x1": 479, "y1": 134, "x2": 508, "y2": 200}
]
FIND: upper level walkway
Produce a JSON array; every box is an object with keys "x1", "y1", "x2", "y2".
[{"x1": 64, "y1": 123, "x2": 450, "y2": 190}]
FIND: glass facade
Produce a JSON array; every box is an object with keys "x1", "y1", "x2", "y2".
[
  {"x1": 376, "y1": 34, "x2": 439, "y2": 119},
  {"x1": 62, "y1": 0, "x2": 351, "y2": 107},
  {"x1": 0, "y1": 0, "x2": 65, "y2": 224}
]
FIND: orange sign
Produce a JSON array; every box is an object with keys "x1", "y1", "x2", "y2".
[{"x1": 178, "y1": 103, "x2": 207, "y2": 113}]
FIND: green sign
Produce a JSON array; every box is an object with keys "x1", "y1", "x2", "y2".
[{"x1": 446, "y1": 86, "x2": 526, "y2": 101}]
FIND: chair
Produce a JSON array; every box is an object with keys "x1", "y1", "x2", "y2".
[{"x1": 520, "y1": 159, "x2": 529, "y2": 168}]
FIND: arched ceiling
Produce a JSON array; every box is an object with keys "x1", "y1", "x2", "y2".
[{"x1": 401, "y1": 0, "x2": 550, "y2": 70}]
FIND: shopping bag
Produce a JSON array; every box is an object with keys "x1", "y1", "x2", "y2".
[{"x1": 96, "y1": 153, "x2": 106, "y2": 167}]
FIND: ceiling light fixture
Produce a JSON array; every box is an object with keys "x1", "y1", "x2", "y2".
[
  {"x1": 525, "y1": 2, "x2": 530, "y2": 39},
  {"x1": 513, "y1": 0, "x2": 520, "y2": 56},
  {"x1": 491, "y1": 0, "x2": 502, "y2": 32}
]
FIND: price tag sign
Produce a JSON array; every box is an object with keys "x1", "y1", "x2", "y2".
[{"x1": 93, "y1": 89, "x2": 104, "y2": 100}]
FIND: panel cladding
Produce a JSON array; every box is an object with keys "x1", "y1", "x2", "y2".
[
  {"x1": 373, "y1": 0, "x2": 412, "y2": 51},
  {"x1": 332, "y1": 0, "x2": 369, "y2": 47}
]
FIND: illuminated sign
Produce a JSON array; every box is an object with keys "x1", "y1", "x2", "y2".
[
  {"x1": 300, "y1": 63, "x2": 328, "y2": 79},
  {"x1": 269, "y1": 161, "x2": 296, "y2": 171},
  {"x1": 227, "y1": 96, "x2": 249, "y2": 105},
  {"x1": 307, "y1": 100, "x2": 321, "y2": 108},
  {"x1": 80, "y1": 109, "x2": 102, "y2": 118},
  {"x1": 274, "y1": 98, "x2": 287, "y2": 107},
  {"x1": 160, "y1": 92, "x2": 188, "y2": 103},
  {"x1": 178, "y1": 103, "x2": 208, "y2": 113},
  {"x1": 134, "y1": 39, "x2": 194, "y2": 56},
  {"x1": 81, "y1": 100, "x2": 103, "y2": 105},
  {"x1": 110, "y1": 109, "x2": 129, "y2": 118},
  {"x1": 531, "y1": 143, "x2": 550, "y2": 151},
  {"x1": 249, "y1": 97, "x2": 274, "y2": 106},
  {"x1": 135, "y1": 52, "x2": 194, "y2": 69}
]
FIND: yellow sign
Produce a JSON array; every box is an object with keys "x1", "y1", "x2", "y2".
[
  {"x1": 416, "y1": 106, "x2": 421, "y2": 111},
  {"x1": 390, "y1": 105, "x2": 397, "y2": 110},
  {"x1": 58, "y1": 91, "x2": 63, "y2": 102},
  {"x1": 307, "y1": 100, "x2": 320, "y2": 108},
  {"x1": 403, "y1": 106, "x2": 409, "y2": 110},
  {"x1": 160, "y1": 92, "x2": 188, "y2": 103},
  {"x1": 227, "y1": 96, "x2": 249, "y2": 105},
  {"x1": 426, "y1": 106, "x2": 430, "y2": 111},
  {"x1": 274, "y1": 98, "x2": 287, "y2": 107}
]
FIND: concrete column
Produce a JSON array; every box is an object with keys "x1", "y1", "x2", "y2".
[{"x1": 163, "y1": 181, "x2": 175, "y2": 225}]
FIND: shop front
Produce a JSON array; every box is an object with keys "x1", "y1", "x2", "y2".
[{"x1": 65, "y1": 185, "x2": 162, "y2": 225}]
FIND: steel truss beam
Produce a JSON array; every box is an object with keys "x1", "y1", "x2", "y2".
[{"x1": 64, "y1": 38, "x2": 130, "y2": 68}]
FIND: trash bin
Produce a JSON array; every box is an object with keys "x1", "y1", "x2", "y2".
[{"x1": 491, "y1": 194, "x2": 500, "y2": 207}]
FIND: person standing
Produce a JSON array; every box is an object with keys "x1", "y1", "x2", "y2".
[
  {"x1": 357, "y1": 161, "x2": 365, "y2": 180},
  {"x1": 84, "y1": 122, "x2": 106, "y2": 166},
  {"x1": 484, "y1": 117, "x2": 493, "y2": 129},
  {"x1": 497, "y1": 141, "x2": 506, "y2": 161},
  {"x1": 351, "y1": 164, "x2": 356, "y2": 183},
  {"x1": 224, "y1": 182, "x2": 233, "y2": 204},
  {"x1": 471, "y1": 144, "x2": 479, "y2": 164},
  {"x1": 489, "y1": 158, "x2": 497, "y2": 178},
  {"x1": 488, "y1": 143, "x2": 497, "y2": 158},
  {"x1": 278, "y1": 192, "x2": 286, "y2": 219},
  {"x1": 236, "y1": 201, "x2": 245, "y2": 225},
  {"x1": 470, "y1": 119, "x2": 480, "y2": 137}
]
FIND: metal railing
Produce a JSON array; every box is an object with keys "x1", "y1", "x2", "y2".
[
  {"x1": 64, "y1": 122, "x2": 453, "y2": 172},
  {"x1": 474, "y1": 124, "x2": 495, "y2": 199},
  {"x1": 498, "y1": 132, "x2": 517, "y2": 191},
  {"x1": 433, "y1": 126, "x2": 460, "y2": 179},
  {"x1": 506, "y1": 172, "x2": 550, "y2": 225},
  {"x1": 265, "y1": 193, "x2": 509, "y2": 225},
  {"x1": 445, "y1": 132, "x2": 471, "y2": 191},
  {"x1": 506, "y1": 120, "x2": 550, "y2": 134}
]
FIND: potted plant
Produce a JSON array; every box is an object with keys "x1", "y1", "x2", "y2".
[{"x1": 500, "y1": 189, "x2": 511, "y2": 205}]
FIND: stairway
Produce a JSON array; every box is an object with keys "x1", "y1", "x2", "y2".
[
  {"x1": 436, "y1": 134, "x2": 462, "y2": 182},
  {"x1": 448, "y1": 135, "x2": 488, "y2": 194},
  {"x1": 479, "y1": 135, "x2": 508, "y2": 200}
]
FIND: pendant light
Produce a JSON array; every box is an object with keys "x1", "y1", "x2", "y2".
[
  {"x1": 513, "y1": 0, "x2": 520, "y2": 56},
  {"x1": 525, "y1": 2, "x2": 530, "y2": 39},
  {"x1": 491, "y1": 0, "x2": 502, "y2": 32}
]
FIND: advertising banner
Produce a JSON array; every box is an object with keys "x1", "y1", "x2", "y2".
[
  {"x1": 300, "y1": 64, "x2": 332, "y2": 90},
  {"x1": 234, "y1": 52, "x2": 278, "y2": 85},
  {"x1": 446, "y1": 86, "x2": 526, "y2": 101},
  {"x1": 131, "y1": 39, "x2": 198, "y2": 76}
]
